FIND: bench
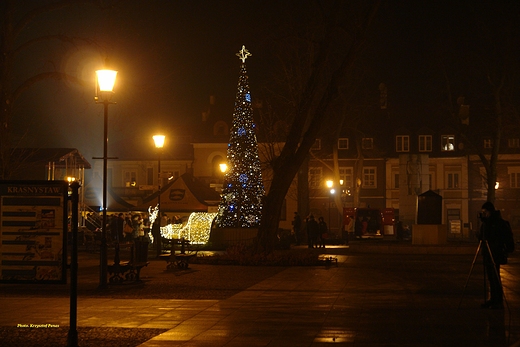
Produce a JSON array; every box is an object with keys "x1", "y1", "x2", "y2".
[
  {"x1": 108, "y1": 241, "x2": 149, "y2": 284},
  {"x1": 160, "y1": 238, "x2": 196, "y2": 270},
  {"x1": 319, "y1": 255, "x2": 338, "y2": 267}
]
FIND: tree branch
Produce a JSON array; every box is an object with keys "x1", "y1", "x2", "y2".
[
  {"x1": 12, "y1": 34, "x2": 99, "y2": 59},
  {"x1": 12, "y1": 72, "x2": 86, "y2": 104}
]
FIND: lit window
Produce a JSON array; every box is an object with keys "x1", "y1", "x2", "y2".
[
  {"x1": 419, "y1": 135, "x2": 432, "y2": 152},
  {"x1": 338, "y1": 138, "x2": 349, "y2": 149},
  {"x1": 483, "y1": 139, "x2": 493, "y2": 148},
  {"x1": 363, "y1": 167, "x2": 376, "y2": 188},
  {"x1": 124, "y1": 170, "x2": 137, "y2": 187},
  {"x1": 311, "y1": 139, "x2": 321, "y2": 151},
  {"x1": 339, "y1": 167, "x2": 353, "y2": 188},
  {"x1": 309, "y1": 167, "x2": 322, "y2": 188},
  {"x1": 396, "y1": 135, "x2": 409, "y2": 152},
  {"x1": 441, "y1": 135, "x2": 455, "y2": 151},
  {"x1": 362, "y1": 138, "x2": 373, "y2": 150}
]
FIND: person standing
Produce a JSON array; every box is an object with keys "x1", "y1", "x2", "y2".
[
  {"x1": 306, "y1": 215, "x2": 319, "y2": 249},
  {"x1": 292, "y1": 212, "x2": 302, "y2": 245},
  {"x1": 478, "y1": 201, "x2": 514, "y2": 309},
  {"x1": 317, "y1": 216, "x2": 328, "y2": 248}
]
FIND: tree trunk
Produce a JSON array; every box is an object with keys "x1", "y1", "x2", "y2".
[{"x1": 256, "y1": 158, "x2": 301, "y2": 253}]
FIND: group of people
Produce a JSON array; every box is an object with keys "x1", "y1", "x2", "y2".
[
  {"x1": 292, "y1": 212, "x2": 328, "y2": 248},
  {"x1": 84, "y1": 212, "x2": 157, "y2": 243},
  {"x1": 84, "y1": 211, "x2": 185, "y2": 258}
]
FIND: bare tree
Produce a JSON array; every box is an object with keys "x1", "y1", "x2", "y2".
[
  {"x1": 439, "y1": 2, "x2": 520, "y2": 204},
  {"x1": 255, "y1": 0, "x2": 381, "y2": 253},
  {"x1": 0, "y1": 0, "x2": 111, "y2": 179}
]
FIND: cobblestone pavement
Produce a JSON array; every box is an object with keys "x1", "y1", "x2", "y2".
[{"x1": 0, "y1": 244, "x2": 519, "y2": 346}]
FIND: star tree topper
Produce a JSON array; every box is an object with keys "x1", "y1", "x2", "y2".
[{"x1": 236, "y1": 45, "x2": 252, "y2": 63}]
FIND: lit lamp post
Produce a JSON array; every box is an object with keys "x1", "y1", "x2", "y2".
[
  {"x1": 326, "y1": 180, "x2": 334, "y2": 232},
  {"x1": 153, "y1": 134, "x2": 165, "y2": 257},
  {"x1": 219, "y1": 163, "x2": 228, "y2": 194},
  {"x1": 95, "y1": 69, "x2": 117, "y2": 290}
]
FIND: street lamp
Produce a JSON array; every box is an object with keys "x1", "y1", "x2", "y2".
[
  {"x1": 326, "y1": 180, "x2": 334, "y2": 233},
  {"x1": 153, "y1": 134, "x2": 165, "y2": 257},
  {"x1": 95, "y1": 68, "x2": 117, "y2": 290},
  {"x1": 219, "y1": 163, "x2": 228, "y2": 173}
]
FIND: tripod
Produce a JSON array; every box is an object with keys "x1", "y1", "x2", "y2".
[{"x1": 458, "y1": 239, "x2": 508, "y2": 310}]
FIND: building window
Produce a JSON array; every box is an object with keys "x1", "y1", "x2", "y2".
[
  {"x1": 396, "y1": 135, "x2": 409, "y2": 152},
  {"x1": 483, "y1": 139, "x2": 493, "y2": 148},
  {"x1": 446, "y1": 172, "x2": 460, "y2": 189},
  {"x1": 419, "y1": 135, "x2": 432, "y2": 152},
  {"x1": 338, "y1": 138, "x2": 349, "y2": 149},
  {"x1": 124, "y1": 170, "x2": 137, "y2": 187},
  {"x1": 339, "y1": 167, "x2": 353, "y2": 188},
  {"x1": 393, "y1": 173, "x2": 399, "y2": 189},
  {"x1": 441, "y1": 135, "x2": 455, "y2": 151},
  {"x1": 362, "y1": 138, "x2": 373, "y2": 150},
  {"x1": 508, "y1": 138, "x2": 520, "y2": 148},
  {"x1": 509, "y1": 167, "x2": 520, "y2": 188},
  {"x1": 311, "y1": 139, "x2": 321, "y2": 151},
  {"x1": 309, "y1": 167, "x2": 322, "y2": 188},
  {"x1": 363, "y1": 167, "x2": 376, "y2": 188}
]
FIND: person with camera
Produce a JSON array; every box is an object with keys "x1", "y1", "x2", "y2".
[{"x1": 478, "y1": 201, "x2": 514, "y2": 309}]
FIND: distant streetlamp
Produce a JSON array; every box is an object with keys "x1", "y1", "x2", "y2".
[
  {"x1": 95, "y1": 68, "x2": 117, "y2": 290},
  {"x1": 153, "y1": 134, "x2": 165, "y2": 257},
  {"x1": 219, "y1": 163, "x2": 228, "y2": 173}
]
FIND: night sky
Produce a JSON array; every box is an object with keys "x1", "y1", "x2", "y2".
[{"x1": 8, "y1": 0, "x2": 519, "y2": 162}]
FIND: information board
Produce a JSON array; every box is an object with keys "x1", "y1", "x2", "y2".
[{"x1": 0, "y1": 181, "x2": 68, "y2": 283}]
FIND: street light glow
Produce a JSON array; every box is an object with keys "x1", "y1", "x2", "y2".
[
  {"x1": 326, "y1": 180, "x2": 333, "y2": 188},
  {"x1": 153, "y1": 134, "x2": 166, "y2": 148},
  {"x1": 96, "y1": 69, "x2": 118, "y2": 92},
  {"x1": 220, "y1": 163, "x2": 228, "y2": 173}
]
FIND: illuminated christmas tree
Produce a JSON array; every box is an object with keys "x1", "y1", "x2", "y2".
[{"x1": 216, "y1": 46, "x2": 264, "y2": 228}]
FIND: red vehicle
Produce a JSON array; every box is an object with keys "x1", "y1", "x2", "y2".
[{"x1": 343, "y1": 207, "x2": 395, "y2": 238}]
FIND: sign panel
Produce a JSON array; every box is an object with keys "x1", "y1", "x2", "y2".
[{"x1": 0, "y1": 181, "x2": 68, "y2": 283}]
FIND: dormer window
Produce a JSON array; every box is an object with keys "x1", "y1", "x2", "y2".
[
  {"x1": 419, "y1": 135, "x2": 432, "y2": 152},
  {"x1": 508, "y1": 138, "x2": 520, "y2": 148},
  {"x1": 441, "y1": 135, "x2": 455, "y2": 151},
  {"x1": 396, "y1": 135, "x2": 409, "y2": 152},
  {"x1": 362, "y1": 138, "x2": 373, "y2": 150},
  {"x1": 338, "y1": 138, "x2": 349, "y2": 149}
]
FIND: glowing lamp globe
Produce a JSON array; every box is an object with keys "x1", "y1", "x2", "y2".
[
  {"x1": 96, "y1": 69, "x2": 118, "y2": 92},
  {"x1": 153, "y1": 135, "x2": 166, "y2": 148}
]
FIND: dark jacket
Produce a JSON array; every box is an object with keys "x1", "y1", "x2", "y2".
[{"x1": 478, "y1": 210, "x2": 513, "y2": 264}]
